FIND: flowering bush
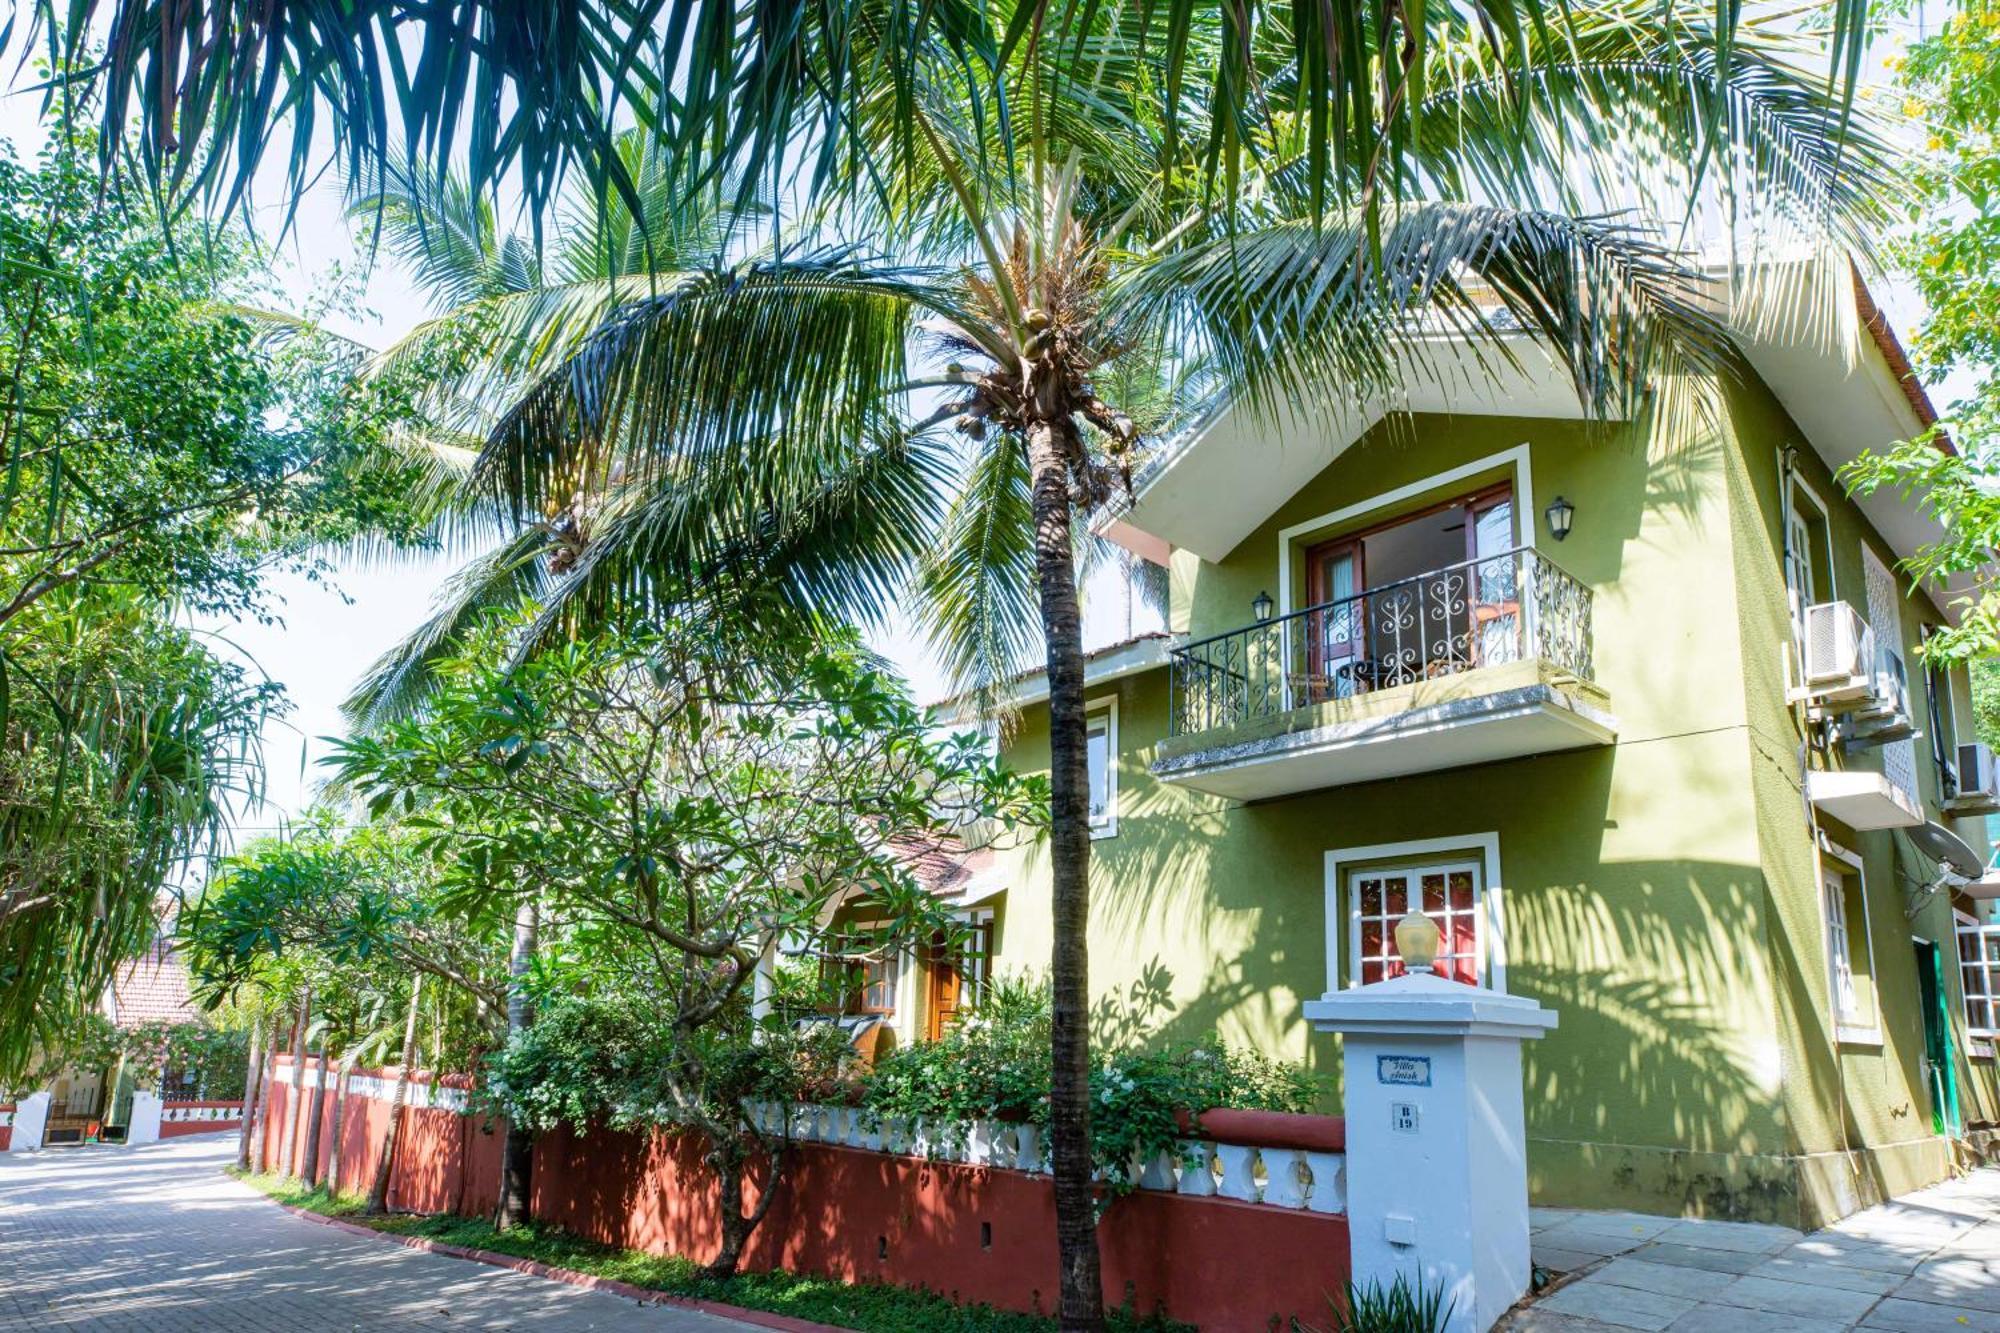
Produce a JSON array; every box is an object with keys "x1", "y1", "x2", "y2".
[
  {"x1": 861, "y1": 976, "x2": 1051, "y2": 1127},
  {"x1": 862, "y1": 979, "x2": 1320, "y2": 1191}
]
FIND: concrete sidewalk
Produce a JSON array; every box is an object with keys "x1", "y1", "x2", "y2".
[{"x1": 1505, "y1": 1168, "x2": 2000, "y2": 1332}]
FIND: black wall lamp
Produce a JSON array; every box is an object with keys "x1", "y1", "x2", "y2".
[
  {"x1": 1545, "y1": 495, "x2": 1576, "y2": 542},
  {"x1": 1252, "y1": 590, "x2": 1275, "y2": 622}
]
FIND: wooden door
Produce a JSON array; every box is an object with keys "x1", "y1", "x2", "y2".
[
  {"x1": 1304, "y1": 539, "x2": 1363, "y2": 698},
  {"x1": 924, "y1": 934, "x2": 965, "y2": 1042}
]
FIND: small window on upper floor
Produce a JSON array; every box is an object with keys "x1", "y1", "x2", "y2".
[
  {"x1": 1957, "y1": 910, "x2": 2000, "y2": 1051},
  {"x1": 1785, "y1": 480, "x2": 1834, "y2": 643},
  {"x1": 1920, "y1": 628, "x2": 1962, "y2": 799},
  {"x1": 1085, "y1": 698, "x2": 1117, "y2": 838}
]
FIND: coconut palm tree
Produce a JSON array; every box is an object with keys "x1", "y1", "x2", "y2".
[{"x1": 313, "y1": 8, "x2": 1893, "y2": 1326}]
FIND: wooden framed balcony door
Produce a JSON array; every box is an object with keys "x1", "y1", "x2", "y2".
[
  {"x1": 924, "y1": 934, "x2": 965, "y2": 1042},
  {"x1": 1302, "y1": 482, "x2": 1518, "y2": 693}
]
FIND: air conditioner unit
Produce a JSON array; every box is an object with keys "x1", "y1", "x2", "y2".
[
  {"x1": 1799, "y1": 602, "x2": 1876, "y2": 705},
  {"x1": 1948, "y1": 742, "x2": 2000, "y2": 815},
  {"x1": 1848, "y1": 648, "x2": 1916, "y2": 743}
]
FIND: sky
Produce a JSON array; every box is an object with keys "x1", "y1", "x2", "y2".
[{"x1": 0, "y1": 12, "x2": 1956, "y2": 848}]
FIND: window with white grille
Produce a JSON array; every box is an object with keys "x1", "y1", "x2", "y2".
[
  {"x1": 1957, "y1": 912, "x2": 2000, "y2": 1039},
  {"x1": 1085, "y1": 698, "x2": 1117, "y2": 838},
  {"x1": 1348, "y1": 861, "x2": 1485, "y2": 986}
]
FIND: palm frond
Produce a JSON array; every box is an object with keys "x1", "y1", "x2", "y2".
[
  {"x1": 24, "y1": 0, "x2": 1872, "y2": 252},
  {"x1": 914, "y1": 441, "x2": 1041, "y2": 709},
  {"x1": 1406, "y1": 4, "x2": 1897, "y2": 258},
  {"x1": 349, "y1": 162, "x2": 527, "y2": 310},
  {"x1": 474, "y1": 249, "x2": 941, "y2": 528},
  {"x1": 507, "y1": 418, "x2": 953, "y2": 662},
  {"x1": 34, "y1": 0, "x2": 665, "y2": 234},
  {"x1": 340, "y1": 527, "x2": 557, "y2": 730},
  {"x1": 1116, "y1": 204, "x2": 1724, "y2": 428}
]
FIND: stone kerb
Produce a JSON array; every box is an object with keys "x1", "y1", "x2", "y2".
[{"x1": 739, "y1": 1099, "x2": 1349, "y2": 1215}]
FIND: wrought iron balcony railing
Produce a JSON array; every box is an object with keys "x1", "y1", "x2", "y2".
[{"x1": 1168, "y1": 546, "x2": 1594, "y2": 737}]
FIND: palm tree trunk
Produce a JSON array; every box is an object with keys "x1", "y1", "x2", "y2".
[
  {"x1": 1024, "y1": 419, "x2": 1105, "y2": 1333},
  {"x1": 301, "y1": 1042, "x2": 330, "y2": 1188},
  {"x1": 326, "y1": 1050, "x2": 359, "y2": 1196},
  {"x1": 282, "y1": 990, "x2": 310, "y2": 1178},
  {"x1": 495, "y1": 899, "x2": 537, "y2": 1230},
  {"x1": 367, "y1": 976, "x2": 424, "y2": 1216},
  {"x1": 237, "y1": 1018, "x2": 266, "y2": 1172}
]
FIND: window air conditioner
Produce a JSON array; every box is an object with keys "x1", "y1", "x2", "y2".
[
  {"x1": 1800, "y1": 602, "x2": 1875, "y2": 704},
  {"x1": 1950, "y1": 742, "x2": 2000, "y2": 814}
]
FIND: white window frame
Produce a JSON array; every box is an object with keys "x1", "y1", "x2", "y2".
[
  {"x1": 1823, "y1": 872, "x2": 1860, "y2": 1022},
  {"x1": 1781, "y1": 469, "x2": 1836, "y2": 639},
  {"x1": 1325, "y1": 833, "x2": 1506, "y2": 994},
  {"x1": 1085, "y1": 695, "x2": 1119, "y2": 839},
  {"x1": 1955, "y1": 908, "x2": 2000, "y2": 1057},
  {"x1": 1817, "y1": 836, "x2": 1881, "y2": 1046}
]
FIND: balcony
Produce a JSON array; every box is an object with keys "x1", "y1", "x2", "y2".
[{"x1": 1156, "y1": 547, "x2": 1615, "y2": 801}]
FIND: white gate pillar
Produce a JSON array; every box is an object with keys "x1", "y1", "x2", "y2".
[
  {"x1": 127, "y1": 1089, "x2": 163, "y2": 1145},
  {"x1": 10, "y1": 1091, "x2": 50, "y2": 1151},
  {"x1": 1304, "y1": 917, "x2": 1557, "y2": 1333}
]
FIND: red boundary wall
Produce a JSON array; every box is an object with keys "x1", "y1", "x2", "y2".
[{"x1": 258, "y1": 1059, "x2": 1350, "y2": 1332}]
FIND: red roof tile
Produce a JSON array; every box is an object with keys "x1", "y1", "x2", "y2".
[{"x1": 109, "y1": 937, "x2": 195, "y2": 1028}]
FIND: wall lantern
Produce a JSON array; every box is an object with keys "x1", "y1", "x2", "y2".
[
  {"x1": 1545, "y1": 494, "x2": 1576, "y2": 542},
  {"x1": 1252, "y1": 590, "x2": 1275, "y2": 623}
]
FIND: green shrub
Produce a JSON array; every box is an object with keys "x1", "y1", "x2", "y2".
[
  {"x1": 862, "y1": 980, "x2": 1320, "y2": 1194},
  {"x1": 482, "y1": 995, "x2": 861, "y2": 1136},
  {"x1": 1319, "y1": 1276, "x2": 1453, "y2": 1333},
  {"x1": 862, "y1": 975, "x2": 1052, "y2": 1130}
]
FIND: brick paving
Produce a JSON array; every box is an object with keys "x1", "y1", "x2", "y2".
[
  {"x1": 0, "y1": 1133, "x2": 759, "y2": 1331},
  {"x1": 1505, "y1": 1168, "x2": 2000, "y2": 1332}
]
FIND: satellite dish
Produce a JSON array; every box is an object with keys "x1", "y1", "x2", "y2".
[{"x1": 1905, "y1": 820, "x2": 1986, "y2": 882}]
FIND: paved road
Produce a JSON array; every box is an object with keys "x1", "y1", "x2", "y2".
[
  {"x1": 0, "y1": 1134, "x2": 759, "y2": 1331},
  {"x1": 1513, "y1": 1167, "x2": 2000, "y2": 1331}
]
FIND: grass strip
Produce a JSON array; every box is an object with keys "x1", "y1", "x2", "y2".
[{"x1": 231, "y1": 1169, "x2": 1191, "y2": 1333}]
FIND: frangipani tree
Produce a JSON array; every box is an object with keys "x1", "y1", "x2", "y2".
[{"x1": 329, "y1": 613, "x2": 1040, "y2": 1274}]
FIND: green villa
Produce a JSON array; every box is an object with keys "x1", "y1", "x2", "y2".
[{"x1": 870, "y1": 265, "x2": 2000, "y2": 1231}]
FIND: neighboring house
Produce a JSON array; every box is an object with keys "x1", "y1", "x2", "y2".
[
  {"x1": 888, "y1": 265, "x2": 1998, "y2": 1231},
  {"x1": 31, "y1": 936, "x2": 208, "y2": 1146},
  {"x1": 775, "y1": 839, "x2": 1003, "y2": 1059}
]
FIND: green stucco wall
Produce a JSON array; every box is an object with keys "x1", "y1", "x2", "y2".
[{"x1": 978, "y1": 388, "x2": 1997, "y2": 1229}]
